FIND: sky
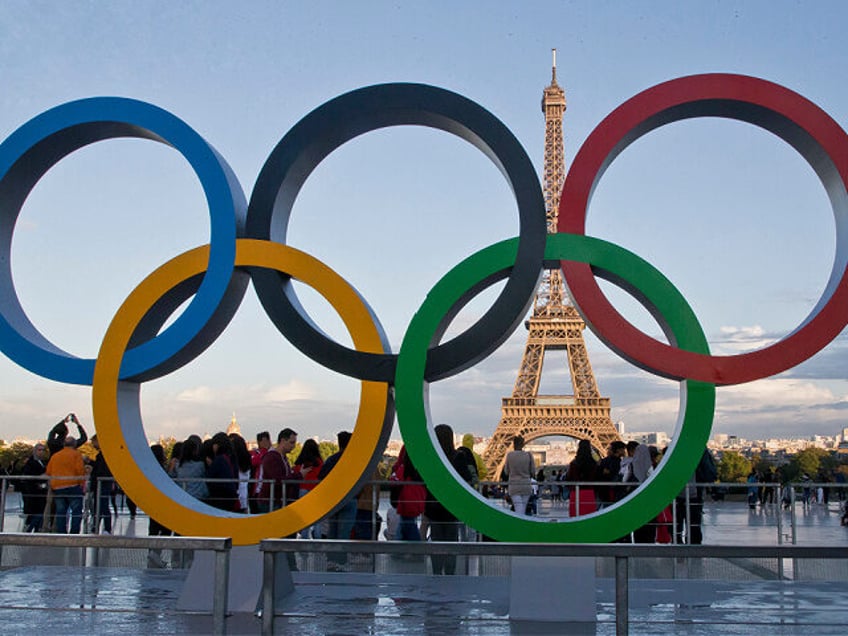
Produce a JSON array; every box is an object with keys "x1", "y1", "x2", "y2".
[{"x1": 1, "y1": 1, "x2": 847, "y2": 445}]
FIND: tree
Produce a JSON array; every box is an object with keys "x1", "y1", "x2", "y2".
[
  {"x1": 318, "y1": 441, "x2": 338, "y2": 459},
  {"x1": 157, "y1": 436, "x2": 179, "y2": 462},
  {"x1": 376, "y1": 456, "x2": 392, "y2": 480},
  {"x1": 818, "y1": 451, "x2": 840, "y2": 474},
  {"x1": 751, "y1": 453, "x2": 773, "y2": 474},
  {"x1": 793, "y1": 447, "x2": 828, "y2": 477},
  {"x1": 717, "y1": 451, "x2": 750, "y2": 483},
  {"x1": 287, "y1": 442, "x2": 302, "y2": 465},
  {"x1": 0, "y1": 441, "x2": 35, "y2": 474}
]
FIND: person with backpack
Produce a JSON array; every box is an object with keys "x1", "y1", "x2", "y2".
[
  {"x1": 453, "y1": 443, "x2": 479, "y2": 540},
  {"x1": 675, "y1": 448, "x2": 717, "y2": 544},
  {"x1": 425, "y1": 424, "x2": 475, "y2": 575}
]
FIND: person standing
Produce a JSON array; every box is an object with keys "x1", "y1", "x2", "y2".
[
  {"x1": 259, "y1": 429, "x2": 298, "y2": 512},
  {"x1": 45, "y1": 436, "x2": 86, "y2": 533},
  {"x1": 566, "y1": 439, "x2": 599, "y2": 517},
  {"x1": 318, "y1": 431, "x2": 357, "y2": 571},
  {"x1": 294, "y1": 439, "x2": 324, "y2": 539},
  {"x1": 676, "y1": 448, "x2": 715, "y2": 545},
  {"x1": 249, "y1": 431, "x2": 272, "y2": 513},
  {"x1": 630, "y1": 444, "x2": 655, "y2": 543},
  {"x1": 353, "y1": 470, "x2": 381, "y2": 541},
  {"x1": 502, "y1": 436, "x2": 535, "y2": 516},
  {"x1": 89, "y1": 434, "x2": 113, "y2": 534},
  {"x1": 174, "y1": 436, "x2": 208, "y2": 502},
  {"x1": 205, "y1": 433, "x2": 240, "y2": 512},
  {"x1": 425, "y1": 424, "x2": 474, "y2": 575},
  {"x1": 597, "y1": 441, "x2": 626, "y2": 508},
  {"x1": 461, "y1": 434, "x2": 487, "y2": 485},
  {"x1": 20, "y1": 443, "x2": 48, "y2": 532},
  {"x1": 147, "y1": 444, "x2": 173, "y2": 568},
  {"x1": 228, "y1": 433, "x2": 252, "y2": 513},
  {"x1": 47, "y1": 413, "x2": 87, "y2": 455},
  {"x1": 747, "y1": 469, "x2": 760, "y2": 510},
  {"x1": 391, "y1": 446, "x2": 426, "y2": 541},
  {"x1": 259, "y1": 428, "x2": 299, "y2": 571}
]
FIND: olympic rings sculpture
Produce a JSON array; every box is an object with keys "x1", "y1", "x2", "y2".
[{"x1": 1, "y1": 74, "x2": 845, "y2": 545}]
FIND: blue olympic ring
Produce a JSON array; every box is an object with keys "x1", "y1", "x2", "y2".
[{"x1": 0, "y1": 97, "x2": 246, "y2": 384}]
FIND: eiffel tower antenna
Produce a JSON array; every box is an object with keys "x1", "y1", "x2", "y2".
[{"x1": 482, "y1": 51, "x2": 621, "y2": 478}]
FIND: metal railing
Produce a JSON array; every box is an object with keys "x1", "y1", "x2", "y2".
[
  {"x1": 258, "y1": 538, "x2": 848, "y2": 636},
  {"x1": 0, "y1": 532, "x2": 232, "y2": 634},
  {"x1": 5, "y1": 475, "x2": 847, "y2": 544}
]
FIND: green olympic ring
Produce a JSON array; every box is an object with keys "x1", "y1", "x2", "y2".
[{"x1": 395, "y1": 232, "x2": 715, "y2": 542}]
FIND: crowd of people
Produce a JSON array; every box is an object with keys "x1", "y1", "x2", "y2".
[
  {"x1": 494, "y1": 435, "x2": 716, "y2": 544},
  {"x1": 15, "y1": 412, "x2": 741, "y2": 573},
  {"x1": 15, "y1": 416, "x2": 386, "y2": 561}
]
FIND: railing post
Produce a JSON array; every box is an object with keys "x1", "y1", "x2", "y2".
[
  {"x1": 671, "y1": 495, "x2": 678, "y2": 545},
  {"x1": 790, "y1": 485, "x2": 797, "y2": 545},
  {"x1": 0, "y1": 476, "x2": 8, "y2": 533},
  {"x1": 371, "y1": 480, "x2": 378, "y2": 540},
  {"x1": 212, "y1": 541, "x2": 230, "y2": 636},
  {"x1": 615, "y1": 554, "x2": 629, "y2": 636},
  {"x1": 0, "y1": 476, "x2": 6, "y2": 565},
  {"x1": 262, "y1": 548, "x2": 276, "y2": 636}
]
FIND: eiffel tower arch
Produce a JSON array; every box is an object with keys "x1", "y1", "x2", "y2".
[{"x1": 483, "y1": 51, "x2": 621, "y2": 479}]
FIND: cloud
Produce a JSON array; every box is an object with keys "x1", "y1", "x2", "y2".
[
  {"x1": 614, "y1": 395, "x2": 681, "y2": 422},
  {"x1": 718, "y1": 379, "x2": 837, "y2": 410},
  {"x1": 712, "y1": 325, "x2": 774, "y2": 354},
  {"x1": 174, "y1": 380, "x2": 319, "y2": 407},
  {"x1": 709, "y1": 378, "x2": 848, "y2": 438},
  {"x1": 263, "y1": 380, "x2": 316, "y2": 403},
  {"x1": 176, "y1": 386, "x2": 216, "y2": 403}
]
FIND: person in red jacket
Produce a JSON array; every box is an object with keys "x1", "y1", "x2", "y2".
[
  {"x1": 258, "y1": 428, "x2": 298, "y2": 512},
  {"x1": 249, "y1": 431, "x2": 272, "y2": 513}
]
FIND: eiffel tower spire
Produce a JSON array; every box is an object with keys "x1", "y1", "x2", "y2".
[
  {"x1": 535, "y1": 48, "x2": 568, "y2": 316},
  {"x1": 482, "y1": 51, "x2": 621, "y2": 478}
]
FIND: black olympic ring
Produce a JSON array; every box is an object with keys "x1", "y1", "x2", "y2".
[{"x1": 245, "y1": 83, "x2": 547, "y2": 382}]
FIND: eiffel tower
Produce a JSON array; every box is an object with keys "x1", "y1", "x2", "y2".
[{"x1": 482, "y1": 51, "x2": 621, "y2": 478}]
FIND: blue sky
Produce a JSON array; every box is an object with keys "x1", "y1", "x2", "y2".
[{"x1": 1, "y1": 1, "x2": 847, "y2": 444}]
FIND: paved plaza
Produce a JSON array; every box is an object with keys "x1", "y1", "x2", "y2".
[{"x1": 0, "y1": 492, "x2": 846, "y2": 634}]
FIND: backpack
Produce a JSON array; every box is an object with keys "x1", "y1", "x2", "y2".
[
  {"x1": 695, "y1": 449, "x2": 718, "y2": 484},
  {"x1": 455, "y1": 446, "x2": 479, "y2": 489}
]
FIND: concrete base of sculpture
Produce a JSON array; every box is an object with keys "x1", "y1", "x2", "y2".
[
  {"x1": 177, "y1": 544, "x2": 293, "y2": 613},
  {"x1": 509, "y1": 556, "x2": 596, "y2": 626}
]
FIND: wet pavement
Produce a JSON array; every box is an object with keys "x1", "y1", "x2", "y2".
[
  {"x1": 0, "y1": 559, "x2": 846, "y2": 635},
  {"x1": 0, "y1": 492, "x2": 846, "y2": 634}
]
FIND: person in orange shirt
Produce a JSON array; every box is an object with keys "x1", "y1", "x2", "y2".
[{"x1": 45, "y1": 435, "x2": 86, "y2": 533}]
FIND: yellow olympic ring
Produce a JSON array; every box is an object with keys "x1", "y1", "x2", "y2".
[{"x1": 92, "y1": 239, "x2": 391, "y2": 545}]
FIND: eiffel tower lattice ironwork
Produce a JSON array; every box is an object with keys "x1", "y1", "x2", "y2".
[{"x1": 482, "y1": 51, "x2": 621, "y2": 478}]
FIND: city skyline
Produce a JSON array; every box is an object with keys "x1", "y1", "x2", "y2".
[{"x1": 1, "y1": 3, "x2": 848, "y2": 445}]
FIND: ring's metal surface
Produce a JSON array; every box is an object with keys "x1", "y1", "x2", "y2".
[
  {"x1": 92, "y1": 239, "x2": 393, "y2": 546},
  {"x1": 395, "y1": 232, "x2": 715, "y2": 542},
  {"x1": 0, "y1": 97, "x2": 247, "y2": 385},
  {"x1": 559, "y1": 73, "x2": 848, "y2": 385},
  {"x1": 246, "y1": 83, "x2": 547, "y2": 383}
]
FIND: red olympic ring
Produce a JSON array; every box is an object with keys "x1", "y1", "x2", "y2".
[{"x1": 559, "y1": 73, "x2": 848, "y2": 385}]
